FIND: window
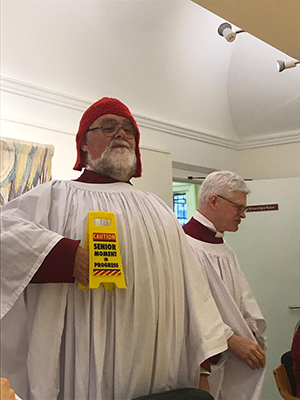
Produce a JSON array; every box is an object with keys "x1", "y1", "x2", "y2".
[{"x1": 173, "y1": 193, "x2": 187, "y2": 226}]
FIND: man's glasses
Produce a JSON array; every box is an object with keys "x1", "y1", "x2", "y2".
[
  {"x1": 217, "y1": 195, "x2": 247, "y2": 214},
  {"x1": 87, "y1": 119, "x2": 136, "y2": 139}
]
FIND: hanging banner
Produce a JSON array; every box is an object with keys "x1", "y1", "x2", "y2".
[{"x1": 78, "y1": 211, "x2": 126, "y2": 291}]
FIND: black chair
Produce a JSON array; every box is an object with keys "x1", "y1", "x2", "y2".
[{"x1": 132, "y1": 388, "x2": 214, "y2": 400}]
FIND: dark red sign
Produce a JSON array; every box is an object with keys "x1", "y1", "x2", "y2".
[{"x1": 246, "y1": 204, "x2": 279, "y2": 212}]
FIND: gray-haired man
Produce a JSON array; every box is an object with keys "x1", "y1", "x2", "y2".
[{"x1": 183, "y1": 171, "x2": 267, "y2": 400}]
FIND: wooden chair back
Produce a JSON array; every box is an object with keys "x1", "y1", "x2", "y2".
[{"x1": 273, "y1": 364, "x2": 300, "y2": 400}]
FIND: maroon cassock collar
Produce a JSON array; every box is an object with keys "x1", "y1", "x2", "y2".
[
  {"x1": 183, "y1": 217, "x2": 224, "y2": 244},
  {"x1": 74, "y1": 169, "x2": 131, "y2": 184}
]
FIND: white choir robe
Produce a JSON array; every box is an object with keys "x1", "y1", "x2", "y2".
[
  {"x1": 1, "y1": 180, "x2": 227, "y2": 400},
  {"x1": 185, "y1": 212, "x2": 267, "y2": 400}
]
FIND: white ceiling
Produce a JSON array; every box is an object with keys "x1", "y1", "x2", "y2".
[
  {"x1": 192, "y1": 0, "x2": 300, "y2": 141},
  {"x1": 2, "y1": 0, "x2": 300, "y2": 145}
]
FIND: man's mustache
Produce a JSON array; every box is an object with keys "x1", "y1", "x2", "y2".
[{"x1": 109, "y1": 139, "x2": 132, "y2": 151}]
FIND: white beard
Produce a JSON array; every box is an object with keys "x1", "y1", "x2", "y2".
[{"x1": 87, "y1": 141, "x2": 137, "y2": 182}]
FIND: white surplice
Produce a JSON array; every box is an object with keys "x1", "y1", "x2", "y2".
[
  {"x1": 185, "y1": 212, "x2": 267, "y2": 400},
  {"x1": 1, "y1": 181, "x2": 227, "y2": 400}
]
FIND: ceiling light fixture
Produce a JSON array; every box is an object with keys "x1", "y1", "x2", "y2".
[
  {"x1": 217, "y1": 22, "x2": 245, "y2": 42},
  {"x1": 277, "y1": 59, "x2": 300, "y2": 73}
]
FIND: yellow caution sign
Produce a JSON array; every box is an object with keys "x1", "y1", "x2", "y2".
[{"x1": 78, "y1": 211, "x2": 126, "y2": 291}]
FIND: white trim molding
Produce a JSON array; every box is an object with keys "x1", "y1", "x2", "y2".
[
  {"x1": 134, "y1": 115, "x2": 238, "y2": 150},
  {"x1": 1, "y1": 76, "x2": 90, "y2": 111},
  {"x1": 1, "y1": 75, "x2": 299, "y2": 150},
  {"x1": 238, "y1": 131, "x2": 300, "y2": 149},
  {"x1": 1, "y1": 117, "x2": 76, "y2": 137}
]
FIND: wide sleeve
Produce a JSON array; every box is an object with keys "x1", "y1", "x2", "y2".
[
  {"x1": 236, "y1": 254, "x2": 267, "y2": 349},
  {"x1": 177, "y1": 232, "x2": 228, "y2": 373},
  {"x1": 0, "y1": 182, "x2": 68, "y2": 318}
]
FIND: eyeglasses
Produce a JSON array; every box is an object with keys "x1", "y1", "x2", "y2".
[
  {"x1": 87, "y1": 119, "x2": 136, "y2": 139},
  {"x1": 217, "y1": 195, "x2": 247, "y2": 214}
]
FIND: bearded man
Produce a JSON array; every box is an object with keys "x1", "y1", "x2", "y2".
[{"x1": 1, "y1": 98, "x2": 227, "y2": 400}]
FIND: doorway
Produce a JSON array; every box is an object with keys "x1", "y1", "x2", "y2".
[{"x1": 172, "y1": 181, "x2": 201, "y2": 225}]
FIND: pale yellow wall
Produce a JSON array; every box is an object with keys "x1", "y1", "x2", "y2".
[{"x1": 237, "y1": 143, "x2": 300, "y2": 180}]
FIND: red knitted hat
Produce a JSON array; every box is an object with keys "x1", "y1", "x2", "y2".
[{"x1": 73, "y1": 97, "x2": 142, "y2": 177}]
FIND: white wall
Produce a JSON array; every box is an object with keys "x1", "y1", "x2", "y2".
[{"x1": 132, "y1": 147, "x2": 173, "y2": 208}]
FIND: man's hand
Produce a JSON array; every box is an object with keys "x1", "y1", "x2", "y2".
[
  {"x1": 73, "y1": 246, "x2": 89, "y2": 287},
  {"x1": 199, "y1": 374, "x2": 210, "y2": 392},
  {"x1": 228, "y1": 334, "x2": 266, "y2": 370},
  {"x1": 1, "y1": 378, "x2": 16, "y2": 400}
]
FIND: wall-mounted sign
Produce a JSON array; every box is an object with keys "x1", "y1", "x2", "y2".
[{"x1": 246, "y1": 204, "x2": 279, "y2": 213}]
